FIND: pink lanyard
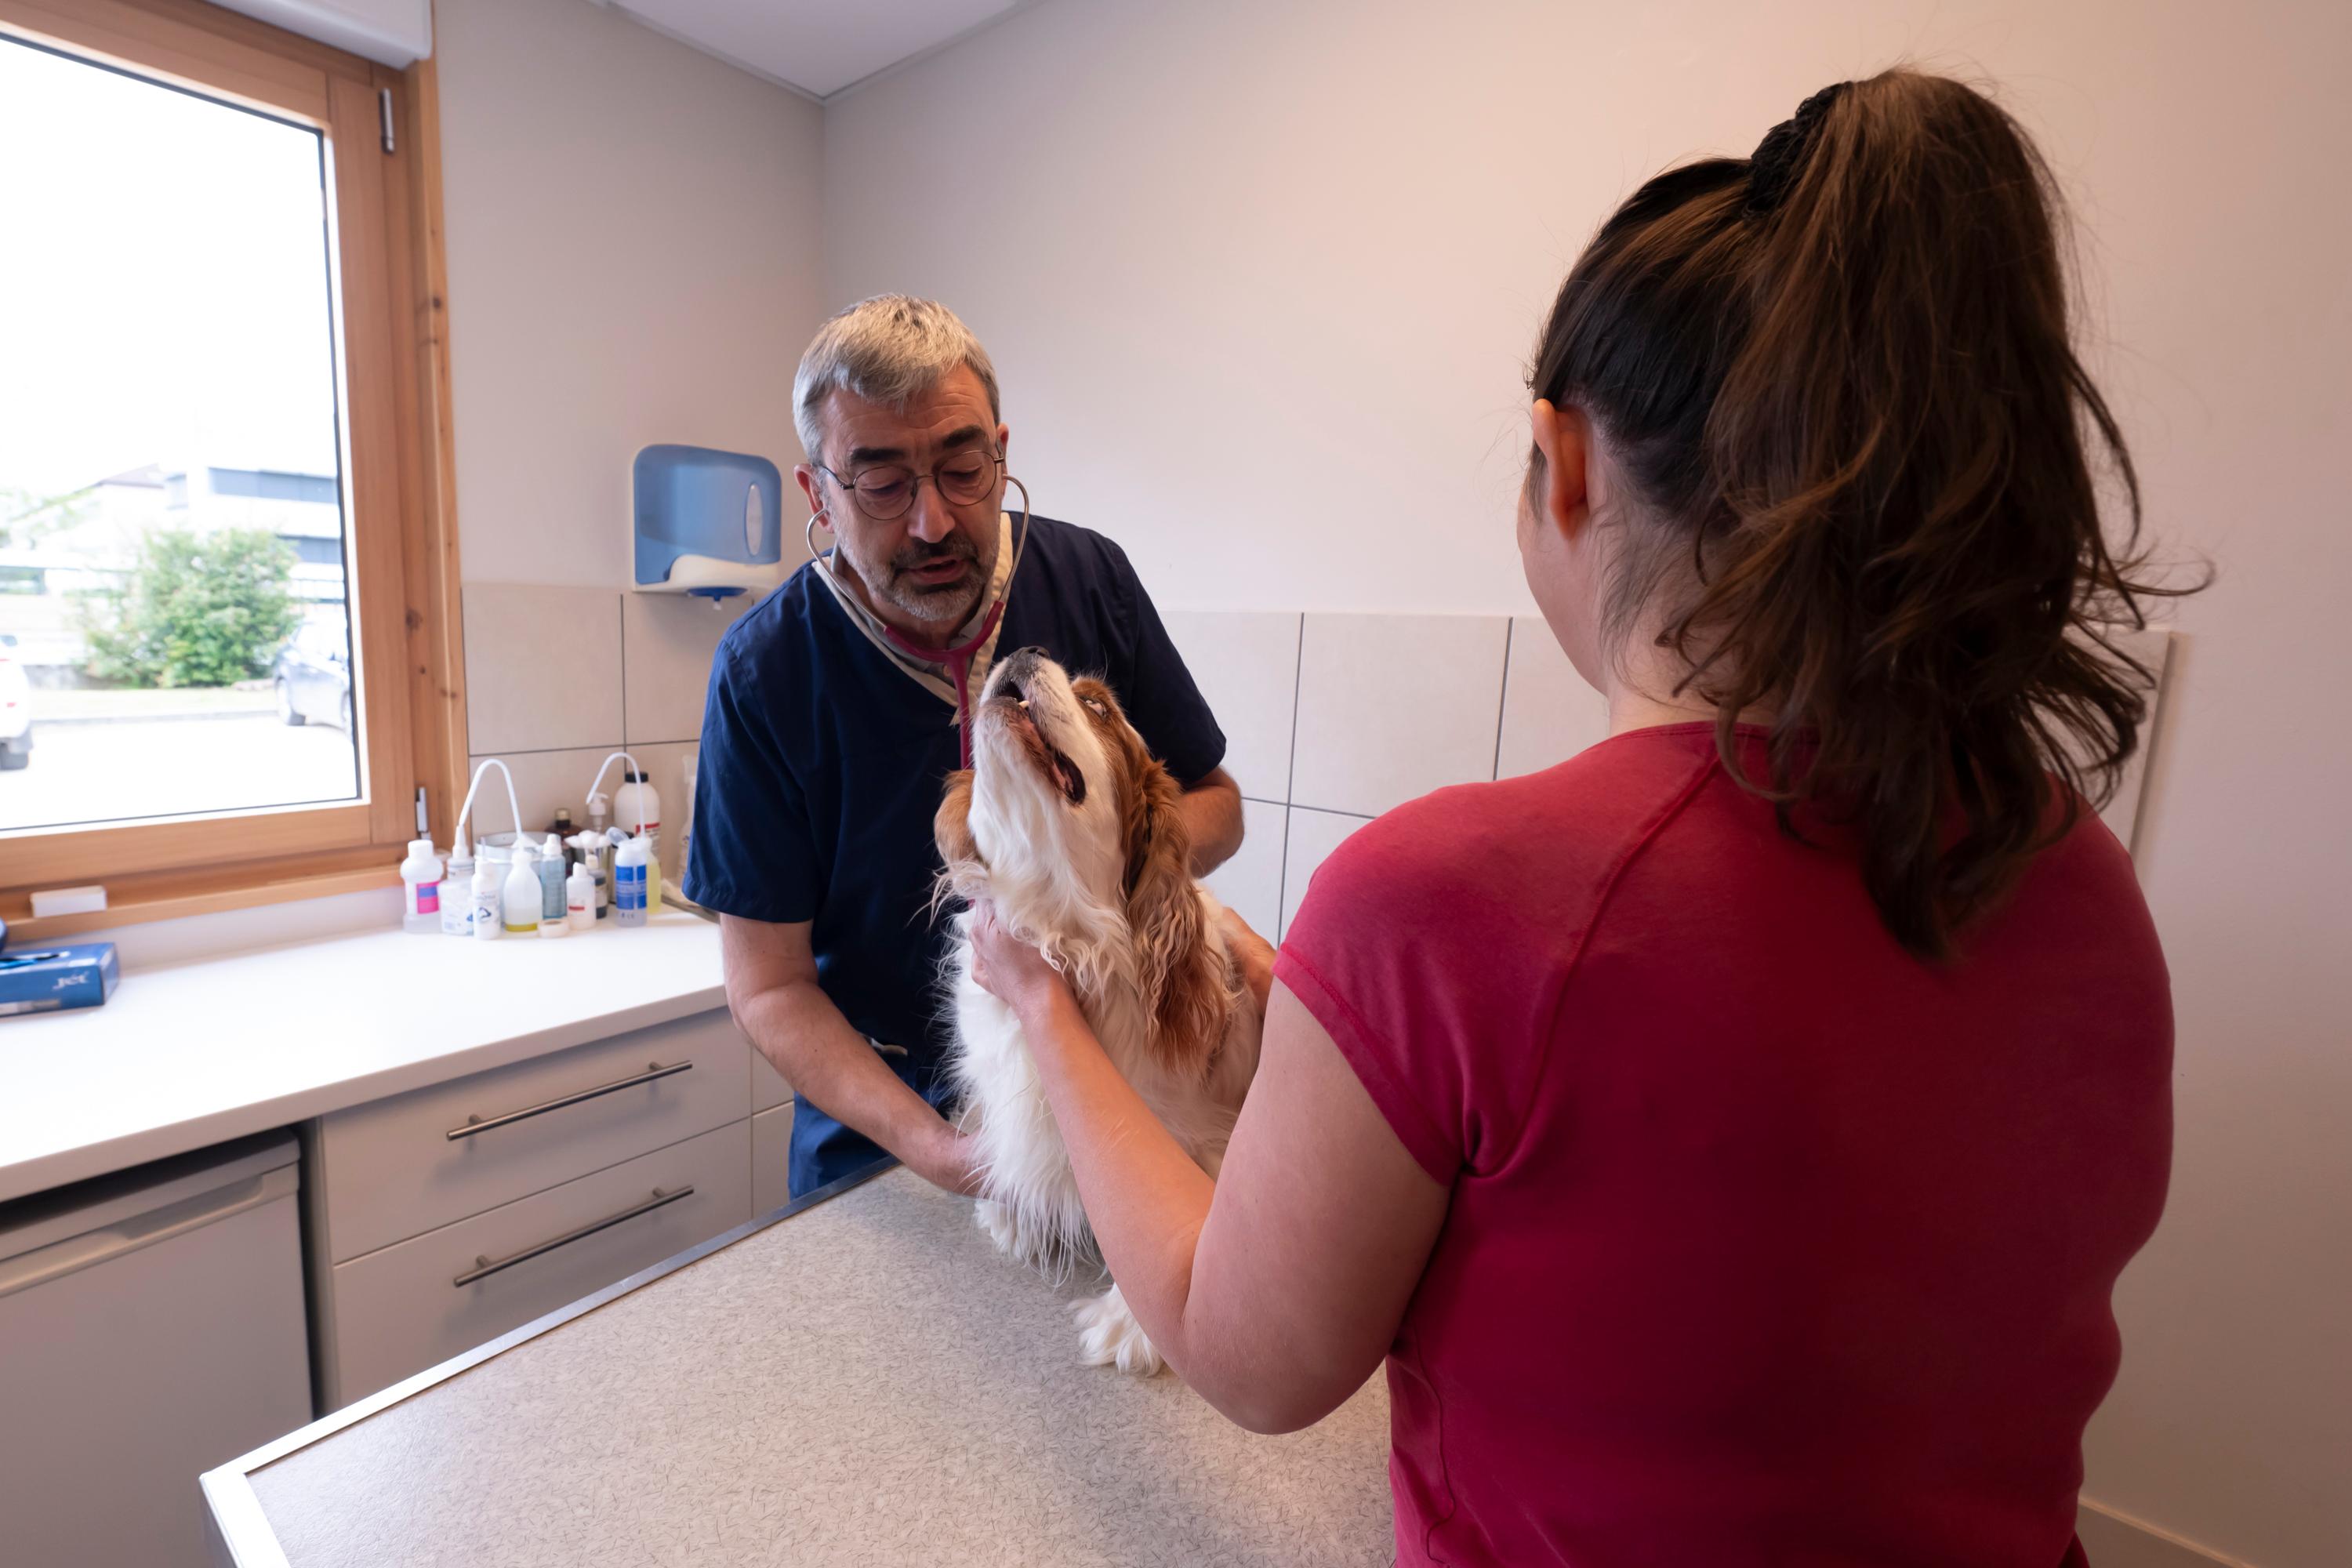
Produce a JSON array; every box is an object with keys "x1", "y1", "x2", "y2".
[{"x1": 880, "y1": 599, "x2": 1005, "y2": 769}]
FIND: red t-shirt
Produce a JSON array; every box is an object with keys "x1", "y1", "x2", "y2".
[{"x1": 1276, "y1": 724, "x2": 2172, "y2": 1567}]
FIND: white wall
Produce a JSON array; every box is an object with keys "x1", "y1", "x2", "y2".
[
  {"x1": 432, "y1": 0, "x2": 826, "y2": 835},
  {"x1": 437, "y1": 0, "x2": 823, "y2": 590},
  {"x1": 824, "y1": 3, "x2": 2352, "y2": 1565}
]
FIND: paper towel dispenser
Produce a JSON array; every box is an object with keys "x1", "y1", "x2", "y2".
[{"x1": 632, "y1": 444, "x2": 787, "y2": 599}]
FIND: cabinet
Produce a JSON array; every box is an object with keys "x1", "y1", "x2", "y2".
[{"x1": 307, "y1": 1007, "x2": 798, "y2": 1409}]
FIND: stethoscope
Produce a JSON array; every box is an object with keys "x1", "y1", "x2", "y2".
[{"x1": 806, "y1": 474, "x2": 1033, "y2": 769}]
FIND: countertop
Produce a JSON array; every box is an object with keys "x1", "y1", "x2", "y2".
[
  {"x1": 0, "y1": 913, "x2": 727, "y2": 1204},
  {"x1": 224, "y1": 1166, "x2": 1394, "y2": 1567}
]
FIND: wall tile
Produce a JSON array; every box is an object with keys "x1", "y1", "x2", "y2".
[
  {"x1": 1290, "y1": 613, "x2": 1508, "y2": 817},
  {"x1": 1497, "y1": 616, "x2": 1612, "y2": 779},
  {"x1": 1159, "y1": 610, "x2": 1301, "y2": 802},
  {"x1": 462, "y1": 747, "x2": 609, "y2": 846},
  {"x1": 1200, "y1": 797, "x2": 1286, "y2": 940},
  {"x1": 463, "y1": 583, "x2": 623, "y2": 754},
  {"x1": 1279, "y1": 806, "x2": 1372, "y2": 939},
  {"x1": 623, "y1": 591, "x2": 750, "y2": 746}
]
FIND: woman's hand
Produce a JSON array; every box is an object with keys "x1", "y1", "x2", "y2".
[
  {"x1": 967, "y1": 899, "x2": 1069, "y2": 1021},
  {"x1": 1214, "y1": 904, "x2": 1277, "y2": 1012}
]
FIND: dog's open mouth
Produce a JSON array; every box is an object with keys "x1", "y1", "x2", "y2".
[{"x1": 996, "y1": 679, "x2": 1086, "y2": 805}]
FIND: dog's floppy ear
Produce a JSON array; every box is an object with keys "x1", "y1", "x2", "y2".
[
  {"x1": 1123, "y1": 757, "x2": 1227, "y2": 1069},
  {"x1": 934, "y1": 768, "x2": 987, "y2": 907}
]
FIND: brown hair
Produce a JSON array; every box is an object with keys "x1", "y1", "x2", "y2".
[{"x1": 1531, "y1": 68, "x2": 2194, "y2": 959}]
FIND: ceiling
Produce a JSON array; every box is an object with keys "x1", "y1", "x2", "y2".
[{"x1": 599, "y1": 0, "x2": 1029, "y2": 101}]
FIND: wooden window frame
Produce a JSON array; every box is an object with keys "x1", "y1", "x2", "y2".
[{"x1": 0, "y1": 0, "x2": 465, "y2": 938}]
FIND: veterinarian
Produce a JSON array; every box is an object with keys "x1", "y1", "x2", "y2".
[
  {"x1": 967, "y1": 72, "x2": 2177, "y2": 1567},
  {"x1": 685, "y1": 296, "x2": 1242, "y2": 1198}
]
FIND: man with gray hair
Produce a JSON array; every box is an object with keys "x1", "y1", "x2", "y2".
[{"x1": 684, "y1": 296, "x2": 1244, "y2": 1198}]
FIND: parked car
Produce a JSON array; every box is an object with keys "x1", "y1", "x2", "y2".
[
  {"x1": 0, "y1": 633, "x2": 30, "y2": 769},
  {"x1": 272, "y1": 619, "x2": 351, "y2": 731}
]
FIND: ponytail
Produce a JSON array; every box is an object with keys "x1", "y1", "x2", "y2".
[{"x1": 1532, "y1": 69, "x2": 2192, "y2": 959}]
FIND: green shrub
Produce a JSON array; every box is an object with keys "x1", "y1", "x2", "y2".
[{"x1": 78, "y1": 528, "x2": 303, "y2": 688}]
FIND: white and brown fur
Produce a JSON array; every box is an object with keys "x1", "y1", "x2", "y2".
[{"x1": 934, "y1": 648, "x2": 1261, "y2": 1375}]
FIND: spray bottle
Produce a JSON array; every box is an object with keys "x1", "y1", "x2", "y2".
[{"x1": 536, "y1": 833, "x2": 568, "y2": 933}]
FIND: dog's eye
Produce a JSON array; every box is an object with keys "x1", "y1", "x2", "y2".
[{"x1": 1080, "y1": 696, "x2": 1108, "y2": 716}]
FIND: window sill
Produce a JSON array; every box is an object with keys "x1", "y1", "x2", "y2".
[{"x1": 2, "y1": 849, "x2": 399, "y2": 943}]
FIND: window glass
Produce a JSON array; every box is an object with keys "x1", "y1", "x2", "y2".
[{"x1": 0, "y1": 34, "x2": 361, "y2": 830}]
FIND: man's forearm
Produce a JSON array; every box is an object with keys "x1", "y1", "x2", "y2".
[
  {"x1": 1178, "y1": 771, "x2": 1245, "y2": 875},
  {"x1": 735, "y1": 978, "x2": 971, "y2": 1191}
]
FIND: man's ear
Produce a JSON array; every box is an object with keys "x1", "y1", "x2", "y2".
[{"x1": 1530, "y1": 399, "x2": 1592, "y2": 543}]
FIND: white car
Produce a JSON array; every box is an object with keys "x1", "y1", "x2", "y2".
[{"x1": 0, "y1": 634, "x2": 30, "y2": 770}]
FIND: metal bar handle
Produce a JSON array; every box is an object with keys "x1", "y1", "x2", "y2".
[
  {"x1": 446, "y1": 1059, "x2": 693, "y2": 1141},
  {"x1": 452, "y1": 1185, "x2": 695, "y2": 1288}
]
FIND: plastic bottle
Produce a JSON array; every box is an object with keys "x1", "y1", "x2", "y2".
[
  {"x1": 613, "y1": 829, "x2": 648, "y2": 927},
  {"x1": 586, "y1": 789, "x2": 612, "y2": 839},
  {"x1": 471, "y1": 853, "x2": 503, "y2": 941},
  {"x1": 502, "y1": 837, "x2": 541, "y2": 936},
  {"x1": 564, "y1": 856, "x2": 595, "y2": 933},
  {"x1": 615, "y1": 768, "x2": 662, "y2": 913},
  {"x1": 679, "y1": 749, "x2": 699, "y2": 869},
  {"x1": 568, "y1": 831, "x2": 609, "y2": 920},
  {"x1": 399, "y1": 838, "x2": 443, "y2": 935},
  {"x1": 441, "y1": 833, "x2": 476, "y2": 936},
  {"x1": 536, "y1": 833, "x2": 568, "y2": 929}
]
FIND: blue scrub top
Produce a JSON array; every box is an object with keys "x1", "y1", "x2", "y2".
[{"x1": 683, "y1": 515, "x2": 1225, "y2": 1196}]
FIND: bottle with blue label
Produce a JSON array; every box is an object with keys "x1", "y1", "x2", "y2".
[{"x1": 613, "y1": 829, "x2": 648, "y2": 927}]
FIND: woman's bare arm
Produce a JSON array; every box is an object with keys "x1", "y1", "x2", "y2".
[{"x1": 972, "y1": 906, "x2": 1447, "y2": 1432}]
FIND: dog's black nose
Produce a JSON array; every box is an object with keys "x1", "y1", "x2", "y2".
[{"x1": 1001, "y1": 645, "x2": 1048, "y2": 672}]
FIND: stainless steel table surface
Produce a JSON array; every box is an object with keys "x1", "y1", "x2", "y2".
[{"x1": 209, "y1": 1164, "x2": 1396, "y2": 1566}]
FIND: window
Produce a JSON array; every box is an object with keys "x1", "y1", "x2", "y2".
[{"x1": 0, "y1": 0, "x2": 464, "y2": 934}]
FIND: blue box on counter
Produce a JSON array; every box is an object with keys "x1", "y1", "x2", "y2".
[{"x1": 0, "y1": 942, "x2": 120, "y2": 1017}]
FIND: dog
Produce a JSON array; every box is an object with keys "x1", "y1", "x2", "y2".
[{"x1": 934, "y1": 647, "x2": 1263, "y2": 1375}]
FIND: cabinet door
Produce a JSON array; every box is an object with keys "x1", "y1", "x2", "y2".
[
  {"x1": 751, "y1": 1102, "x2": 795, "y2": 1219},
  {"x1": 318, "y1": 1009, "x2": 750, "y2": 1261},
  {"x1": 325, "y1": 1120, "x2": 750, "y2": 1409}
]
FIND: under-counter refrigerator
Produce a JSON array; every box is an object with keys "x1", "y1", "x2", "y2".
[{"x1": 0, "y1": 1131, "x2": 312, "y2": 1567}]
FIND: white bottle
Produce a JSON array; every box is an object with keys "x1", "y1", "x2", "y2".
[
  {"x1": 569, "y1": 831, "x2": 609, "y2": 920},
  {"x1": 502, "y1": 837, "x2": 541, "y2": 936},
  {"x1": 442, "y1": 833, "x2": 476, "y2": 936},
  {"x1": 613, "y1": 829, "x2": 648, "y2": 927},
  {"x1": 471, "y1": 853, "x2": 503, "y2": 941},
  {"x1": 614, "y1": 770, "x2": 661, "y2": 873},
  {"x1": 679, "y1": 748, "x2": 699, "y2": 868},
  {"x1": 399, "y1": 838, "x2": 443, "y2": 935},
  {"x1": 586, "y1": 789, "x2": 612, "y2": 839},
  {"x1": 565, "y1": 857, "x2": 595, "y2": 932}
]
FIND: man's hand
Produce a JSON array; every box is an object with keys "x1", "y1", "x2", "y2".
[
  {"x1": 1215, "y1": 904, "x2": 1276, "y2": 1012},
  {"x1": 1176, "y1": 767, "x2": 1245, "y2": 875}
]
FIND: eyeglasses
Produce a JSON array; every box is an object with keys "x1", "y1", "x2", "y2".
[{"x1": 815, "y1": 446, "x2": 1002, "y2": 521}]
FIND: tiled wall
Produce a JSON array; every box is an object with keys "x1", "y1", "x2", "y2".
[
  {"x1": 1162, "y1": 611, "x2": 1613, "y2": 942},
  {"x1": 459, "y1": 583, "x2": 751, "y2": 840},
  {"x1": 1167, "y1": 611, "x2": 2174, "y2": 945}
]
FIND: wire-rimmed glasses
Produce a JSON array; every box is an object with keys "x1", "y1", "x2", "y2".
[{"x1": 816, "y1": 446, "x2": 1002, "y2": 521}]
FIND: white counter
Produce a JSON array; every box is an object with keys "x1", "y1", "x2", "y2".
[{"x1": 0, "y1": 913, "x2": 726, "y2": 1204}]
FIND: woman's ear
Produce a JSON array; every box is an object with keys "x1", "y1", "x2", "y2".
[
  {"x1": 1123, "y1": 761, "x2": 1227, "y2": 1067},
  {"x1": 1530, "y1": 399, "x2": 1592, "y2": 542}
]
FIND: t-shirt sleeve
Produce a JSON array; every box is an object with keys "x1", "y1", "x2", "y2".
[
  {"x1": 1273, "y1": 797, "x2": 1568, "y2": 1184},
  {"x1": 682, "y1": 637, "x2": 821, "y2": 924},
  {"x1": 1097, "y1": 536, "x2": 1226, "y2": 785}
]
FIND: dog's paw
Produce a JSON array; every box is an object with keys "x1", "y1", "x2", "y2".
[
  {"x1": 1073, "y1": 1285, "x2": 1163, "y2": 1377},
  {"x1": 974, "y1": 1197, "x2": 1019, "y2": 1256}
]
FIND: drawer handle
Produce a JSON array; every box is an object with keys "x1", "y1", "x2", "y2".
[
  {"x1": 452, "y1": 1185, "x2": 696, "y2": 1287},
  {"x1": 445, "y1": 1059, "x2": 694, "y2": 1141}
]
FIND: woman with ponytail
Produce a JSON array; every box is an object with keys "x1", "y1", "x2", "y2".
[{"x1": 967, "y1": 69, "x2": 2178, "y2": 1566}]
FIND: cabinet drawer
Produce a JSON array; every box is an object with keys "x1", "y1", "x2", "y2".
[
  {"x1": 325, "y1": 1120, "x2": 750, "y2": 1408},
  {"x1": 751, "y1": 1044, "x2": 793, "y2": 1113},
  {"x1": 319, "y1": 1009, "x2": 750, "y2": 1261},
  {"x1": 751, "y1": 1101, "x2": 794, "y2": 1219}
]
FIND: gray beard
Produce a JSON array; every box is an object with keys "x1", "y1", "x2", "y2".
[{"x1": 841, "y1": 533, "x2": 996, "y2": 631}]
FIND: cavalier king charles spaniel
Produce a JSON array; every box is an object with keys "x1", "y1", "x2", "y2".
[{"x1": 934, "y1": 648, "x2": 1263, "y2": 1375}]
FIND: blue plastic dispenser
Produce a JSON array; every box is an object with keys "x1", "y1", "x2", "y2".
[{"x1": 632, "y1": 444, "x2": 787, "y2": 599}]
